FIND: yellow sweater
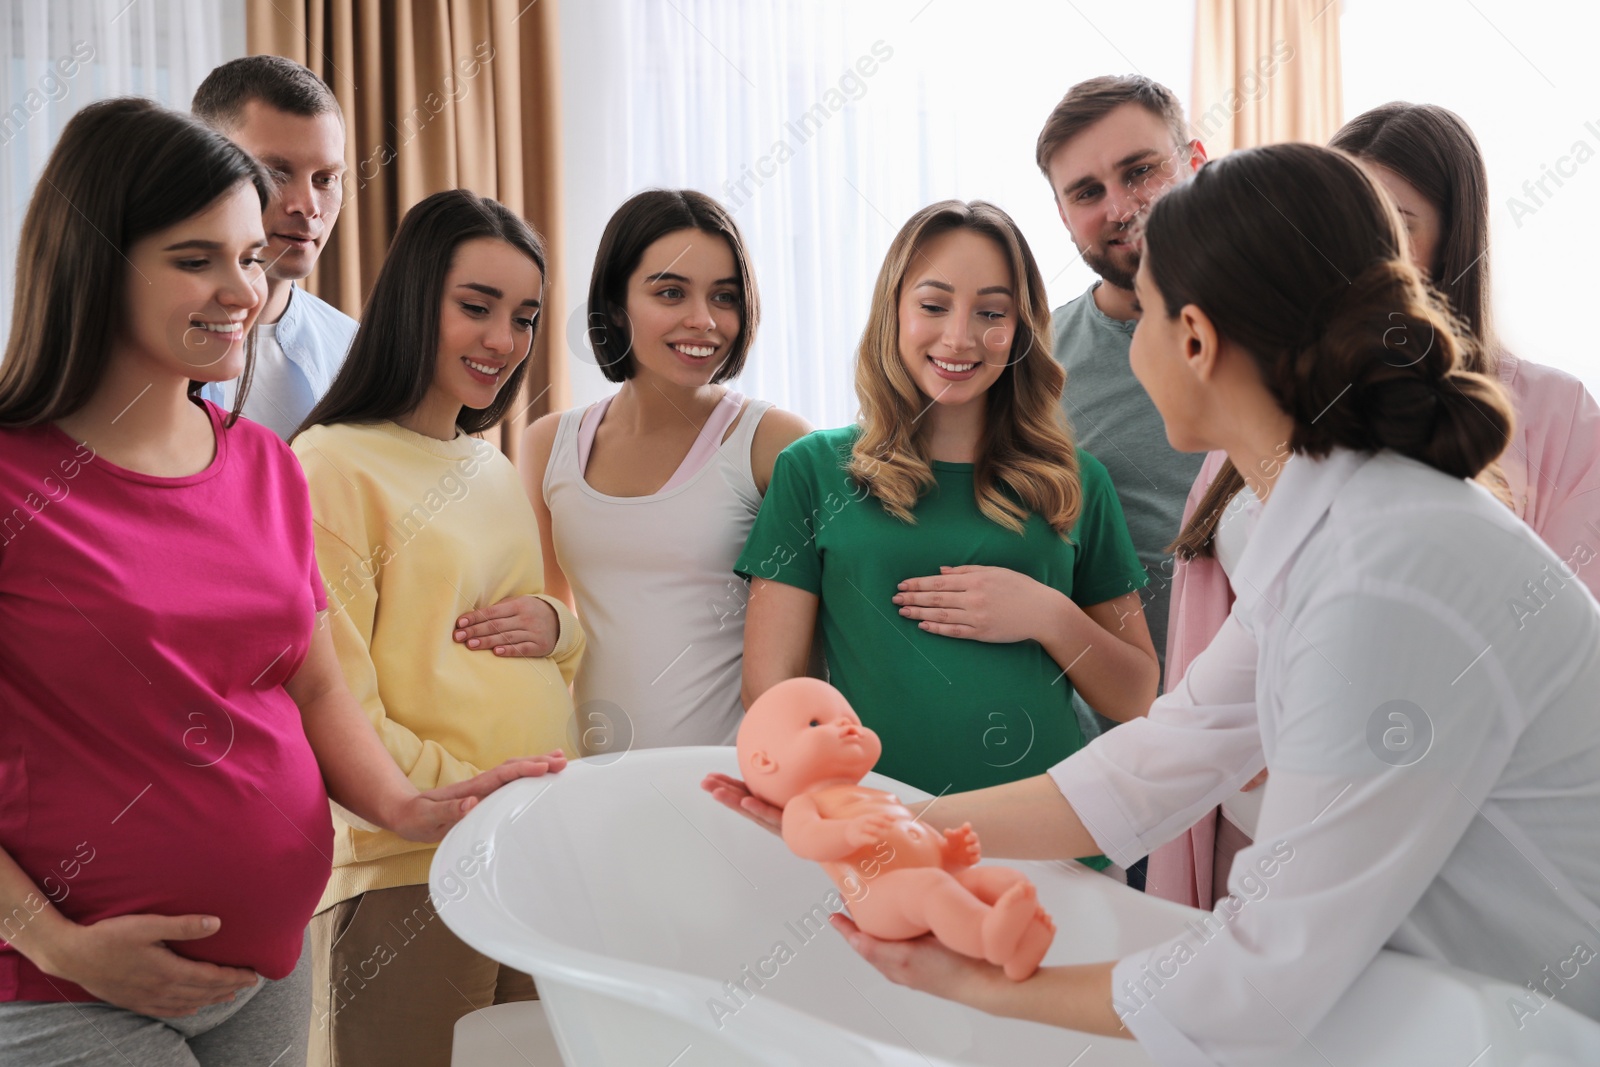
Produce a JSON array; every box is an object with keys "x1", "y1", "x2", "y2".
[{"x1": 293, "y1": 420, "x2": 583, "y2": 912}]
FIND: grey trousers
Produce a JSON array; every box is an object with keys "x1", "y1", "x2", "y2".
[{"x1": 0, "y1": 930, "x2": 311, "y2": 1067}]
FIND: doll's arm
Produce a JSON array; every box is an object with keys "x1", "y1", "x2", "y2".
[
  {"x1": 940, "y1": 822, "x2": 981, "y2": 871},
  {"x1": 782, "y1": 795, "x2": 895, "y2": 861}
]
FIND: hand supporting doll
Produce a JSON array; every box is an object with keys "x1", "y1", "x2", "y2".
[{"x1": 736, "y1": 678, "x2": 1055, "y2": 980}]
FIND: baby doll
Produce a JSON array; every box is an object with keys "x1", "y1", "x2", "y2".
[{"x1": 737, "y1": 677, "x2": 1055, "y2": 980}]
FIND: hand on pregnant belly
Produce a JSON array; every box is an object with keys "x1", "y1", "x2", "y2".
[
  {"x1": 32, "y1": 912, "x2": 258, "y2": 1017},
  {"x1": 390, "y1": 750, "x2": 568, "y2": 841},
  {"x1": 453, "y1": 595, "x2": 560, "y2": 657},
  {"x1": 894, "y1": 565, "x2": 1050, "y2": 643}
]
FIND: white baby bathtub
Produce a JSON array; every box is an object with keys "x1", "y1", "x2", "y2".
[{"x1": 431, "y1": 747, "x2": 1600, "y2": 1066}]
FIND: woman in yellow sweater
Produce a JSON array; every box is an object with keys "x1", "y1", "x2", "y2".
[{"x1": 291, "y1": 190, "x2": 582, "y2": 1067}]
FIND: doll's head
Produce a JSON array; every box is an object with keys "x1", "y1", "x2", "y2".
[{"x1": 737, "y1": 678, "x2": 883, "y2": 808}]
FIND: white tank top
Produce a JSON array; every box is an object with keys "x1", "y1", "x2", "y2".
[{"x1": 544, "y1": 397, "x2": 772, "y2": 752}]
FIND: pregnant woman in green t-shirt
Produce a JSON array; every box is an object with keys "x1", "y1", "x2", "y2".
[{"x1": 735, "y1": 200, "x2": 1158, "y2": 818}]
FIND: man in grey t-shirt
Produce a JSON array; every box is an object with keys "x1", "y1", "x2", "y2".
[{"x1": 1036, "y1": 76, "x2": 1209, "y2": 738}]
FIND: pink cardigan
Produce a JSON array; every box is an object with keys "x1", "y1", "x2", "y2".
[{"x1": 1145, "y1": 352, "x2": 1600, "y2": 909}]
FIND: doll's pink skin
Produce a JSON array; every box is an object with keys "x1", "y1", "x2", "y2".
[{"x1": 737, "y1": 678, "x2": 1055, "y2": 981}]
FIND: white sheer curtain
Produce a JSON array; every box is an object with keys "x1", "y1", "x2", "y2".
[
  {"x1": 1, "y1": 0, "x2": 237, "y2": 344},
  {"x1": 559, "y1": 0, "x2": 1194, "y2": 428}
]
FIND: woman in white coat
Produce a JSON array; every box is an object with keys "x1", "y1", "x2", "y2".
[{"x1": 706, "y1": 142, "x2": 1600, "y2": 1065}]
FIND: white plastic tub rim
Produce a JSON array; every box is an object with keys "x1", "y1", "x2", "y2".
[
  {"x1": 430, "y1": 749, "x2": 1600, "y2": 1067},
  {"x1": 431, "y1": 759, "x2": 943, "y2": 1067}
]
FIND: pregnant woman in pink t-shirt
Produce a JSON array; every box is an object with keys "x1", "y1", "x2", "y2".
[{"x1": 0, "y1": 100, "x2": 557, "y2": 1067}]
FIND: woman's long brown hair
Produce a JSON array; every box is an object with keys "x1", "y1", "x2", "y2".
[
  {"x1": 849, "y1": 200, "x2": 1082, "y2": 536},
  {"x1": 0, "y1": 98, "x2": 269, "y2": 427},
  {"x1": 294, "y1": 189, "x2": 546, "y2": 439},
  {"x1": 1172, "y1": 105, "x2": 1510, "y2": 560},
  {"x1": 1155, "y1": 145, "x2": 1510, "y2": 561}
]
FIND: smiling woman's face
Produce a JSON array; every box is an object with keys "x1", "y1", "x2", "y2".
[
  {"x1": 895, "y1": 227, "x2": 1015, "y2": 411},
  {"x1": 621, "y1": 228, "x2": 743, "y2": 386},
  {"x1": 119, "y1": 180, "x2": 266, "y2": 383},
  {"x1": 428, "y1": 236, "x2": 543, "y2": 414}
]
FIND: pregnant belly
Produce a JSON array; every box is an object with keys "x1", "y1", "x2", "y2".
[{"x1": 18, "y1": 751, "x2": 333, "y2": 981}]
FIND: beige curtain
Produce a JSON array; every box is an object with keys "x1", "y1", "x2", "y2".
[
  {"x1": 1190, "y1": 0, "x2": 1342, "y2": 155},
  {"x1": 246, "y1": 0, "x2": 567, "y2": 461}
]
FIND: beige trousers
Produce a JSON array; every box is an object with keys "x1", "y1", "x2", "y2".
[{"x1": 307, "y1": 883, "x2": 537, "y2": 1067}]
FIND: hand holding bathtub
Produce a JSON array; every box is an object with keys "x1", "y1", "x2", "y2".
[{"x1": 729, "y1": 678, "x2": 1056, "y2": 980}]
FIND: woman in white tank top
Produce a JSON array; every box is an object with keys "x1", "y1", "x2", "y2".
[{"x1": 457, "y1": 191, "x2": 809, "y2": 751}]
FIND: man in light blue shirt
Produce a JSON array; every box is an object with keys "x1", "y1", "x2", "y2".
[{"x1": 193, "y1": 56, "x2": 356, "y2": 438}]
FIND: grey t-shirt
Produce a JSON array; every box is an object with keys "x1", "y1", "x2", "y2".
[{"x1": 1052, "y1": 283, "x2": 1203, "y2": 734}]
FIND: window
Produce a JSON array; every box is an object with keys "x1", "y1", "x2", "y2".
[
  {"x1": 0, "y1": 0, "x2": 240, "y2": 345},
  {"x1": 560, "y1": 0, "x2": 1195, "y2": 427},
  {"x1": 1342, "y1": 0, "x2": 1600, "y2": 395}
]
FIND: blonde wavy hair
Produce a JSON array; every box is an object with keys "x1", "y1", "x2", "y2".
[{"x1": 849, "y1": 200, "x2": 1082, "y2": 535}]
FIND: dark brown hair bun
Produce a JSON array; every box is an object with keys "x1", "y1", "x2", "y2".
[{"x1": 1146, "y1": 144, "x2": 1512, "y2": 559}]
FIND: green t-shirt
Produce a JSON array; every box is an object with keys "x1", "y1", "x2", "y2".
[{"x1": 735, "y1": 426, "x2": 1147, "y2": 803}]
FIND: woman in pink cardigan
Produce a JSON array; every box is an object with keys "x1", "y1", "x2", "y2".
[{"x1": 1146, "y1": 102, "x2": 1600, "y2": 910}]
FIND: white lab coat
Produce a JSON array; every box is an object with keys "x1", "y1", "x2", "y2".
[{"x1": 1050, "y1": 447, "x2": 1600, "y2": 1066}]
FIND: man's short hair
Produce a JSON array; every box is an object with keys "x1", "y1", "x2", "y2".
[
  {"x1": 192, "y1": 55, "x2": 342, "y2": 129},
  {"x1": 1035, "y1": 75, "x2": 1188, "y2": 178}
]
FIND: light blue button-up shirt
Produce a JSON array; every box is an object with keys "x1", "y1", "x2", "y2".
[{"x1": 202, "y1": 283, "x2": 357, "y2": 438}]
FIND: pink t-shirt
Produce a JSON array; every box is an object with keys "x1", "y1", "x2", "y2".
[{"x1": 0, "y1": 400, "x2": 332, "y2": 1003}]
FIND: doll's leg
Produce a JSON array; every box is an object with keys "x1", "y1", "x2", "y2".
[
  {"x1": 1003, "y1": 907, "x2": 1057, "y2": 981},
  {"x1": 852, "y1": 870, "x2": 1052, "y2": 974},
  {"x1": 853, "y1": 869, "x2": 989, "y2": 957},
  {"x1": 978, "y1": 881, "x2": 1047, "y2": 967},
  {"x1": 952, "y1": 865, "x2": 1030, "y2": 905},
  {"x1": 950, "y1": 867, "x2": 1053, "y2": 971}
]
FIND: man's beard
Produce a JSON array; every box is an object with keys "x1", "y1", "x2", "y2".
[{"x1": 1082, "y1": 240, "x2": 1139, "y2": 291}]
